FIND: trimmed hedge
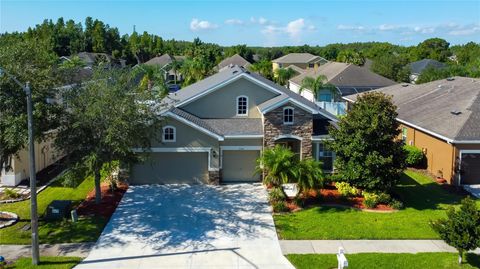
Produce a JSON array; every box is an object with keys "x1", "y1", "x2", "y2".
[{"x1": 404, "y1": 145, "x2": 425, "y2": 167}]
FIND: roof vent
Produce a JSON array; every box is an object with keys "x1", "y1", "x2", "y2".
[
  {"x1": 232, "y1": 70, "x2": 238, "y2": 74},
  {"x1": 401, "y1": 84, "x2": 409, "y2": 87},
  {"x1": 446, "y1": 77, "x2": 455, "y2": 81},
  {"x1": 450, "y1": 110, "x2": 461, "y2": 115}
]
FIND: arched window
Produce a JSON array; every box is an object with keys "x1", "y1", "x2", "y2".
[
  {"x1": 283, "y1": 107, "x2": 294, "y2": 124},
  {"x1": 237, "y1": 96, "x2": 248, "y2": 116},
  {"x1": 162, "y1": 126, "x2": 176, "y2": 142}
]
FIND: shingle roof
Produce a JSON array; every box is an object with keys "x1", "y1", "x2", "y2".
[
  {"x1": 408, "y1": 59, "x2": 447, "y2": 75},
  {"x1": 290, "y1": 62, "x2": 395, "y2": 96},
  {"x1": 344, "y1": 77, "x2": 480, "y2": 141},
  {"x1": 272, "y1": 53, "x2": 325, "y2": 64},
  {"x1": 170, "y1": 108, "x2": 263, "y2": 136},
  {"x1": 217, "y1": 54, "x2": 251, "y2": 70},
  {"x1": 144, "y1": 54, "x2": 175, "y2": 67}
]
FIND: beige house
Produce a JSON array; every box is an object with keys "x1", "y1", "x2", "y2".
[
  {"x1": 272, "y1": 53, "x2": 328, "y2": 74},
  {"x1": 1, "y1": 131, "x2": 63, "y2": 186},
  {"x1": 130, "y1": 65, "x2": 337, "y2": 185},
  {"x1": 344, "y1": 77, "x2": 480, "y2": 185}
]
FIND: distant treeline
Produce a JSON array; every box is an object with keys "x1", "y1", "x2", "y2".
[{"x1": 1, "y1": 17, "x2": 479, "y2": 83}]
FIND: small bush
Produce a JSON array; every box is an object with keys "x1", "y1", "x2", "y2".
[
  {"x1": 377, "y1": 192, "x2": 392, "y2": 204},
  {"x1": 59, "y1": 164, "x2": 88, "y2": 188},
  {"x1": 363, "y1": 191, "x2": 380, "y2": 208},
  {"x1": 272, "y1": 201, "x2": 289, "y2": 213},
  {"x1": 404, "y1": 145, "x2": 425, "y2": 167},
  {"x1": 4, "y1": 188, "x2": 21, "y2": 199},
  {"x1": 293, "y1": 196, "x2": 304, "y2": 207},
  {"x1": 269, "y1": 187, "x2": 286, "y2": 203},
  {"x1": 389, "y1": 199, "x2": 404, "y2": 210},
  {"x1": 335, "y1": 182, "x2": 360, "y2": 197}
]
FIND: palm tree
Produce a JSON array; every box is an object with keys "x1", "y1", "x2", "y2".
[
  {"x1": 255, "y1": 145, "x2": 297, "y2": 187},
  {"x1": 299, "y1": 75, "x2": 338, "y2": 102},
  {"x1": 249, "y1": 60, "x2": 273, "y2": 80},
  {"x1": 133, "y1": 64, "x2": 168, "y2": 96},
  {"x1": 295, "y1": 158, "x2": 324, "y2": 192},
  {"x1": 169, "y1": 59, "x2": 183, "y2": 85},
  {"x1": 274, "y1": 67, "x2": 296, "y2": 86}
]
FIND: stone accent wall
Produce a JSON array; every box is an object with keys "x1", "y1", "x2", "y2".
[
  {"x1": 264, "y1": 103, "x2": 313, "y2": 159},
  {"x1": 208, "y1": 170, "x2": 220, "y2": 185}
]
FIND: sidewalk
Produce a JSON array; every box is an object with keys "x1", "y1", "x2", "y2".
[
  {"x1": 280, "y1": 240, "x2": 480, "y2": 254},
  {"x1": 0, "y1": 243, "x2": 94, "y2": 261}
]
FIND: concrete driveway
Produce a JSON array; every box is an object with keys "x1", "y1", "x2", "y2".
[{"x1": 75, "y1": 183, "x2": 294, "y2": 269}]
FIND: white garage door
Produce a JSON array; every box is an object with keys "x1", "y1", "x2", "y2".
[
  {"x1": 222, "y1": 150, "x2": 260, "y2": 183},
  {"x1": 130, "y1": 152, "x2": 209, "y2": 184}
]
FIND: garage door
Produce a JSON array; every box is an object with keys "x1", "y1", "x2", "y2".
[
  {"x1": 461, "y1": 153, "x2": 480, "y2": 184},
  {"x1": 222, "y1": 150, "x2": 260, "y2": 183},
  {"x1": 130, "y1": 152, "x2": 209, "y2": 184}
]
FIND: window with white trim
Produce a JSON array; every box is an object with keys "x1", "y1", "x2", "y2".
[
  {"x1": 283, "y1": 107, "x2": 294, "y2": 124},
  {"x1": 162, "y1": 126, "x2": 176, "y2": 142},
  {"x1": 237, "y1": 96, "x2": 248, "y2": 116},
  {"x1": 401, "y1": 127, "x2": 407, "y2": 144}
]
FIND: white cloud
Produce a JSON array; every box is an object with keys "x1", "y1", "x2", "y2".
[
  {"x1": 447, "y1": 23, "x2": 480, "y2": 36},
  {"x1": 225, "y1": 19, "x2": 244, "y2": 25},
  {"x1": 378, "y1": 24, "x2": 399, "y2": 31},
  {"x1": 250, "y1": 17, "x2": 270, "y2": 25},
  {"x1": 190, "y1": 18, "x2": 218, "y2": 31},
  {"x1": 286, "y1": 18, "x2": 306, "y2": 39},
  {"x1": 414, "y1": 26, "x2": 435, "y2": 34},
  {"x1": 337, "y1": 24, "x2": 366, "y2": 31}
]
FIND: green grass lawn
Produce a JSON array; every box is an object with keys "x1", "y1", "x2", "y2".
[
  {"x1": 287, "y1": 253, "x2": 480, "y2": 269},
  {"x1": 274, "y1": 170, "x2": 480, "y2": 239},
  {"x1": 0, "y1": 176, "x2": 107, "y2": 244},
  {"x1": 5, "y1": 256, "x2": 82, "y2": 269}
]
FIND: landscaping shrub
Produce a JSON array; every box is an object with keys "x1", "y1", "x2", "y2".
[
  {"x1": 59, "y1": 164, "x2": 89, "y2": 188},
  {"x1": 4, "y1": 188, "x2": 20, "y2": 199},
  {"x1": 363, "y1": 191, "x2": 380, "y2": 208},
  {"x1": 389, "y1": 199, "x2": 404, "y2": 210},
  {"x1": 269, "y1": 187, "x2": 286, "y2": 203},
  {"x1": 293, "y1": 196, "x2": 304, "y2": 207},
  {"x1": 335, "y1": 182, "x2": 360, "y2": 197},
  {"x1": 404, "y1": 145, "x2": 425, "y2": 167},
  {"x1": 376, "y1": 192, "x2": 392, "y2": 204},
  {"x1": 272, "y1": 201, "x2": 288, "y2": 213}
]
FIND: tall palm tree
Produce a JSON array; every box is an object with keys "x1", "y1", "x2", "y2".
[
  {"x1": 274, "y1": 67, "x2": 296, "y2": 86},
  {"x1": 169, "y1": 59, "x2": 183, "y2": 85},
  {"x1": 299, "y1": 75, "x2": 338, "y2": 102},
  {"x1": 134, "y1": 64, "x2": 168, "y2": 96}
]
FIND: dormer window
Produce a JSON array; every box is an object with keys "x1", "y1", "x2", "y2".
[
  {"x1": 237, "y1": 96, "x2": 248, "y2": 116},
  {"x1": 162, "y1": 126, "x2": 176, "y2": 142},
  {"x1": 283, "y1": 107, "x2": 294, "y2": 124}
]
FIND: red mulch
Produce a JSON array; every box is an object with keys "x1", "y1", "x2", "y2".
[
  {"x1": 76, "y1": 182, "x2": 129, "y2": 218},
  {"x1": 283, "y1": 184, "x2": 395, "y2": 212}
]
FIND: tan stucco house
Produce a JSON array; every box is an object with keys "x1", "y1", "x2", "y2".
[
  {"x1": 1, "y1": 131, "x2": 63, "y2": 186},
  {"x1": 272, "y1": 53, "x2": 328, "y2": 74},
  {"x1": 130, "y1": 65, "x2": 337, "y2": 184},
  {"x1": 344, "y1": 77, "x2": 480, "y2": 185}
]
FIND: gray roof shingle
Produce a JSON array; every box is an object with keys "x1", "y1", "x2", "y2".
[
  {"x1": 217, "y1": 54, "x2": 251, "y2": 70},
  {"x1": 408, "y1": 59, "x2": 447, "y2": 75},
  {"x1": 272, "y1": 53, "x2": 326, "y2": 64},
  {"x1": 344, "y1": 77, "x2": 480, "y2": 141}
]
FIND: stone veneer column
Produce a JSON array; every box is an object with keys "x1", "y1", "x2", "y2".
[
  {"x1": 208, "y1": 170, "x2": 220, "y2": 185},
  {"x1": 263, "y1": 103, "x2": 313, "y2": 159}
]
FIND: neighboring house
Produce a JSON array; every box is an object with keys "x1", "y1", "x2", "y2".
[
  {"x1": 62, "y1": 52, "x2": 126, "y2": 68},
  {"x1": 408, "y1": 59, "x2": 447, "y2": 83},
  {"x1": 289, "y1": 62, "x2": 396, "y2": 115},
  {"x1": 216, "y1": 54, "x2": 251, "y2": 71},
  {"x1": 272, "y1": 53, "x2": 328, "y2": 73},
  {"x1": 144, "y1": 54, "x2": 185, "y2": 85},
  {"x1": 344, "y1": 77, "x2": 480, "y2": 185},
  {"x1": 130, "y1": 65, "x2": 337, "y2": 185},
  {"x1": 1, "y1": 131, "x2": 63, "y2": 186}
]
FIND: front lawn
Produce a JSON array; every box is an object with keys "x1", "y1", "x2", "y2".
[
  {"x1": 287, "y1": 253, "x2": 480, "y2": 269},
  {"x1": 0, "y1": 175, "x2": 107, "y2": 244},
  {"x1": 274, "y1": 170, "x2": 480, "y2": 239},
  {"x1": 5, "y1": 256, "x2": 82, "y2": 269}
]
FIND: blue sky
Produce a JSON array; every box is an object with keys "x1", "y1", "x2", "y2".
[{"x1": 1, "y1": 0, "x2": 479, "y2": 46}]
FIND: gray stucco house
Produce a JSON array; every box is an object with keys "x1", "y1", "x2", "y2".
[{"x1": 130, "y1": 65, "x2": 337, "y2": 185}]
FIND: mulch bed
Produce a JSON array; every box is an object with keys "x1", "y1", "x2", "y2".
[
  {"x1": 283, "y1": 184, "x2": 394, "y2": 212},
  {"x1": 76, "y1": 182, "x2": 128, "y2": 218}
]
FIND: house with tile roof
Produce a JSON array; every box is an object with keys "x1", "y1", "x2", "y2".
[
  {"x1": 129, "y1": 65, "x2": 337, "y2": 184},
  {"x1": 344, "y1": 77, "x2": 480, "y2": 185},
  {"x1": 289, "y1": 61, "x2": 395, "y2": 115}
]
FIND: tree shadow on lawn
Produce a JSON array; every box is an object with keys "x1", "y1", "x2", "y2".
[
  {"x1": 392, "y1": 173, "x2": 468, "y2": 211},
  {"x1": 465, "y1": 253, "x2": 480, "y2": 267},
  {"x1": 92, "y1": 184, "x2": 274, "y2": 252}
]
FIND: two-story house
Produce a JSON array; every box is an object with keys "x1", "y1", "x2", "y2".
[
  {"x1": 272, "y1": 53, "x2": 328, "y2": 74},
  {"x1": 130, "y1": 65, "x2": 337, "y2": 185}
]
